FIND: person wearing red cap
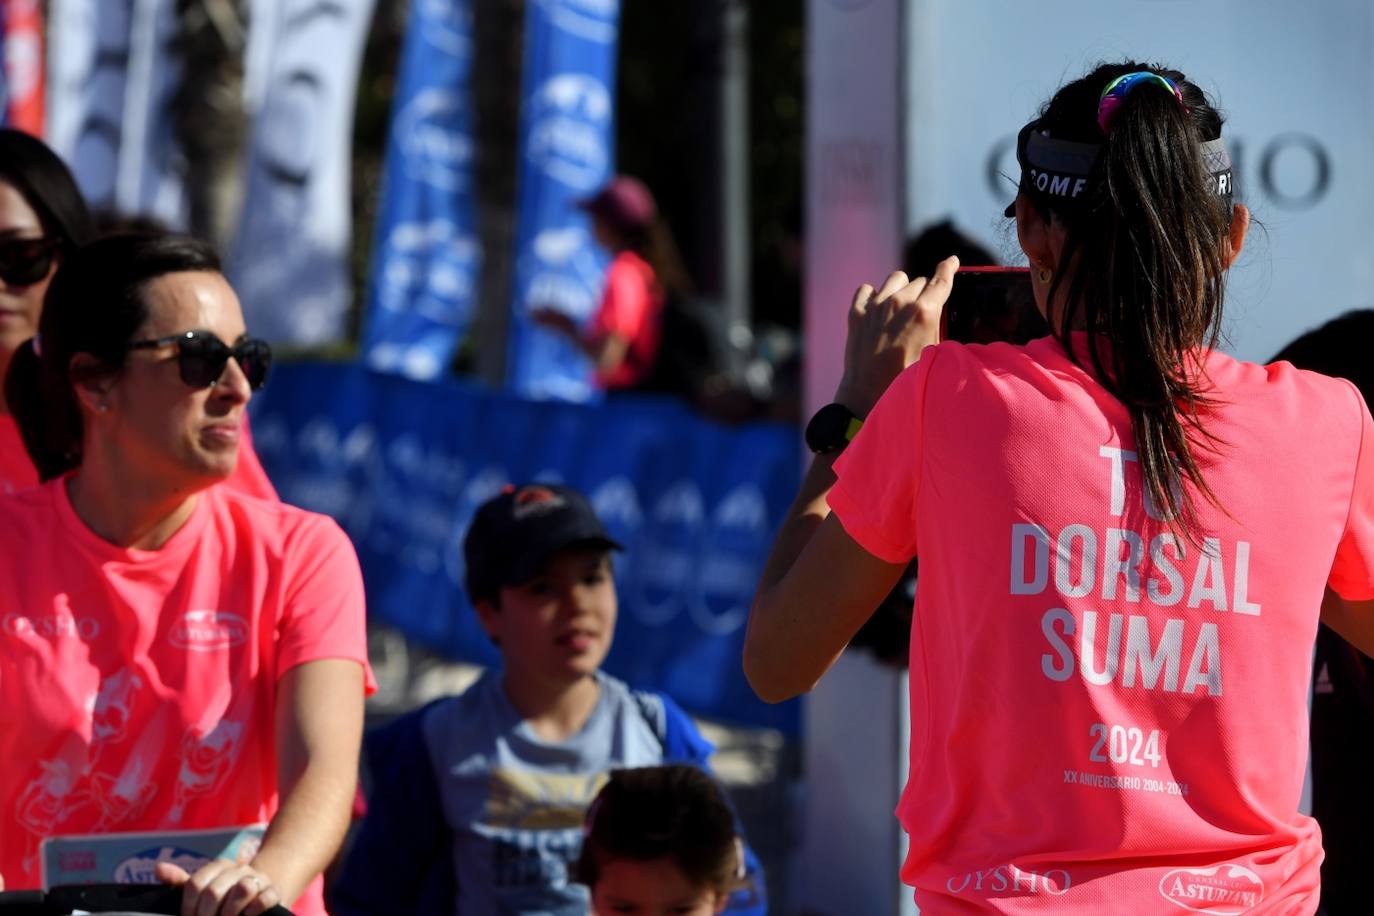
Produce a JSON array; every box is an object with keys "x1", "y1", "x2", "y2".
[{"x1": 533, "y1": 176, "x2": 690, "y2": 391}]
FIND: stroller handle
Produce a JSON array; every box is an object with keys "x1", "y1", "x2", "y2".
[{"x1": 0, "y1": 883, "x2": 294, "y2": 915}]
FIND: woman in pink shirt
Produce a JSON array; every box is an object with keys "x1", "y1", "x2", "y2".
[
  {"x1": 0, "y1": 233, "x2": 372, "y2": 916},
  {"x1": 533, "y1": 175, "x2": 691, "y2": 391},
  {"x1": 0, "y1": 128, "x2": 277, "y2": 500},
  {"x1": 746, "y1": 62, "x2": 1374, "y2": 913}
]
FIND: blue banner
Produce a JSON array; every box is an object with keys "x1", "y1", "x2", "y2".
[
  {"x1": 358, "y1": 0, "x2": 481, "y2": 379},
  {"x1": 250, "y1": 362, "x2": 802, "y2": 734},
  {"x1": 505, "y1": 0, "x2": 620, "y2": 401}
]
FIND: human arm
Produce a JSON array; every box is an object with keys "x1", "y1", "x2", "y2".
[
  {"x1": 529, "y1": 308, "x2": 631, "y2": 374},
  {"x1": 743, "y1": 260, "x2": 957, "y2": 703},
  {"x1": 1324, "y1": 381, "x2": 1374, "y2": 659},
  {"x1": 158, "y1": 660, "x2": 364, "y2": 916}
]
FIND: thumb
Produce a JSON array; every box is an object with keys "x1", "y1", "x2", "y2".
[
  {"x1": 931, "y1": 254, "x2": 960, "y2": 286},
  {"x1": 155, "y1": 861, "x2": 191, "y2": 885}
]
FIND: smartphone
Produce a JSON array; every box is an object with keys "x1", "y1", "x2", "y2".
[{"x1": 940, "y1": 266, "x2": 1049, "y2": 345}]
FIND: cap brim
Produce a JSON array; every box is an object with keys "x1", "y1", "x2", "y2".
[{"x1": 504, "y1": 535, "x2": 624, "y2": 588}]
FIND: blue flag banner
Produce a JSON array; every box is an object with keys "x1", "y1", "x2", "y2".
[
  {"x1": 250, "y1": 362, "x2": 802, "y2": 734},
  {"x1": 358, "y1": 0, "x2": 481, "y2": 379},
  {"x1": 505, "y1": 0, "x2": 621, "y2": 401}
]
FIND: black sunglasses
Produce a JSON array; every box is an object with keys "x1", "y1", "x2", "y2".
[
  {"x1": 126, "y1": 330, "x2": 272, "y2": 390},
  {"x1": 0, "y1": 236, "x2": 60, "y2": 286}
]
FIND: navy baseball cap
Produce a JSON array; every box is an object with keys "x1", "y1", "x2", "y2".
[{"x1": 463, "y1": 483, "x2": 623, "y2": 602}]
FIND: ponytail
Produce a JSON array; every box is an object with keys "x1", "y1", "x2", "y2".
[{"x1": 1032, "y1": 62, "x2": 1234, "y2": 535}]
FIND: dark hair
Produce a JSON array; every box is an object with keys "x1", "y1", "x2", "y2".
[
  {"x1": 4, "y1": 233, "x2": 222, "y2": 480},
  {"x1": 904, "y1": 219, "x2": 997, "y2": 278},
  {"x1": 607, "y1": 217, "x2": 693, "y2": 299},
  {"x1": 576, "y1": 765, "x2": 746, "y2": 894},
  {"x1": 0, "y1": 128, "x2": 95, "y2": 250},
  {"x1": 1029, "y1": 62, "x2": 1233, "y2": 533},
  {"x1": 1271, "y1": 310, "x2": 1374, "y2": 401}
]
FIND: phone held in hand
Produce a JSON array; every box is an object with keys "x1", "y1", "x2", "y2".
[{"x1": 940, "y1": 267, "x2": 1049, "y2": 345}]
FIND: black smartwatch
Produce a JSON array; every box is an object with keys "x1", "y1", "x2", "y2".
[{"x1": 805, "y1": 403, "x2": 864, "y2": 454}]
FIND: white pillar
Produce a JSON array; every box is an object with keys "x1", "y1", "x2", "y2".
[{"x1": 801, "y1": 0, "x2": 910, "y2": 910}]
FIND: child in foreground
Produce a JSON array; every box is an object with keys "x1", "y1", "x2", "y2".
[
  {"x1": 332, "y1": 484, "x2": 764, "y2": 915},
  {"x1": 578, "y1": 765, "x2": 754, "y2": 916}
]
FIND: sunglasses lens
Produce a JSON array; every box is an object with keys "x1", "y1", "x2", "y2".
[
  {"x1": 235, "y1": 339, "x2": 272, "y2": 390},
  {"x1": 0, "y1": 239, "x2": 54, "y2": 286},
  {"x1": 177, "y1": 334, "x2": 231, "y2": 388}
]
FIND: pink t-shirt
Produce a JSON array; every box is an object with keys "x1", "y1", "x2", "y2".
[
  {"x1": 0, "y1": 480, "x2": 375, "y2": 914},
  {"x1": 589, "y1": 250, "x2": 664, "y2": 390},
  {"x1": 0, "y1": 413, "x2": 278, "y2": 501},
  {"x1": 0, "y1": 413, "x2": 38, "y2": 495},
  {"x1": 830, "y1": 335, "x2": 1374, "y2": 914}
]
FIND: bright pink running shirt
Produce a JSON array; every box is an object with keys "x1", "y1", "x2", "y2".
[
  {"x1": 830, "y1": 335, "x2": 1374, "y2": 915},
  {"x1": 0, "y1": 480, "x2": 375, "y2": 914},
  {"x1": 589, "y1": 250, "x2": 664, "y2": 390},
  {"x1": 0, "y1": 413, "x2": 38, "y2": 494}
]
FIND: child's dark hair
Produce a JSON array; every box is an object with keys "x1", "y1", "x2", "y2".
[
  {"x1": 1028, "y1": 61, "x2": 1234, "y2": 535},
  {"x1": 577, "y1": 765, "x2": 745, "y2": 894}
]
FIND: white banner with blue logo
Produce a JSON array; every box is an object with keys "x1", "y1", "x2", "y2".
[
  {"x1": 358, "y1": 0, "x2": 481, "y2": 380},
  {"x1": 230, "y1": 0, "x2": 375, "y2": 346},
  {"x1": 505, "y1": 0, "x2": 620, "y2": 401},
  {"x1": 46, "y1": 0, "x2": 187, "y2": 224}
]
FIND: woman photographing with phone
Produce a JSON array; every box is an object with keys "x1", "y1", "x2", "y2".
[
  {"x1": 0, "y1": 233, "x2": 372, "y2": 916},
  {"x1": 746, "y1": 62, "x2": 1374, "y2": 912}
]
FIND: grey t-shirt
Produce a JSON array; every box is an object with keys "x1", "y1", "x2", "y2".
[{"x1": 422, "y1": 670, "x2": 675, "y2": 915}]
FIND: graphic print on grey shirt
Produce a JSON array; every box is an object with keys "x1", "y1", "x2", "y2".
[{"x1": 422, "y1": 670, "x2": 673, "y2": 915}]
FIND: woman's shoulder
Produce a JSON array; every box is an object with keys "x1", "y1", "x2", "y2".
[
  {"x1": 205, "y1": 484, "x2": 354, "y2": 556},
  {"x1": 1210, "y1": 349, "x2": 1364, "y2": 406},
  {"x1": 904, "y1": 337, "x2": 1057, "y2": 388},
  {"x1": 0, "y1": 477, "x2": 61, "y2": 534}
]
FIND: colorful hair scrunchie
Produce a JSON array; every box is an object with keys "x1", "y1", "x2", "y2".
[{"x1": 1097, "y1": 71, "x2": 1186, "y2": 136}]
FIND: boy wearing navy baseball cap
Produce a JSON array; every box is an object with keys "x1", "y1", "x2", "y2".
[{"x1": 333, "y1": 484, "x2": 765, "y2": 916}]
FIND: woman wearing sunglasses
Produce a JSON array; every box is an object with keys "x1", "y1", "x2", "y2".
[
  {"x1": 0, "y1": 233, "x2": 372, "y2": 916},
  {"x1": 746, "y1": 62, "x2": 1374, "y2": 911},
  {"x1": 0, "y1": 127, "x2": 94, "y2": 493},
  {"x1": 0, "y1": 127, "x2": 277, "y2": 501}
]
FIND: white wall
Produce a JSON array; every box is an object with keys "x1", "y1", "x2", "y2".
[{"x1": 906, "y1": 0, "x2": 1374, "y2": 363}]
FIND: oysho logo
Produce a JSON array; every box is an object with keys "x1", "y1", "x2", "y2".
[
  {"x1": 1159, "y1": 864, "x2": 1264, "y2": 914},
  {"x1": 946, "y1": 864, "x2": 1071, "y2": 897},
  {"x1": 169, "y1": 611, "x2": 248, "y2": 651},
  {"x1": 4, "y1": 612, "x2": 100, "y2": 639},
  {"x1": 113, "y1": 846, "x2": 210, "y2": 884}
]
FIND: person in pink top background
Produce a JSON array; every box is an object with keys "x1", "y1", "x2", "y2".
[
  {"x1": 532, "y1": 175, "x2": 692, "y2": 391},
  {"x1": 0, "y1": 127, "x2": 277, "y2": 501},
  {"x1": 0, "y1": 233, "x2": 372, "y2": 916},
  {"x1": 745, "y1": 62, "x2": 1374, "y2": 913}
]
